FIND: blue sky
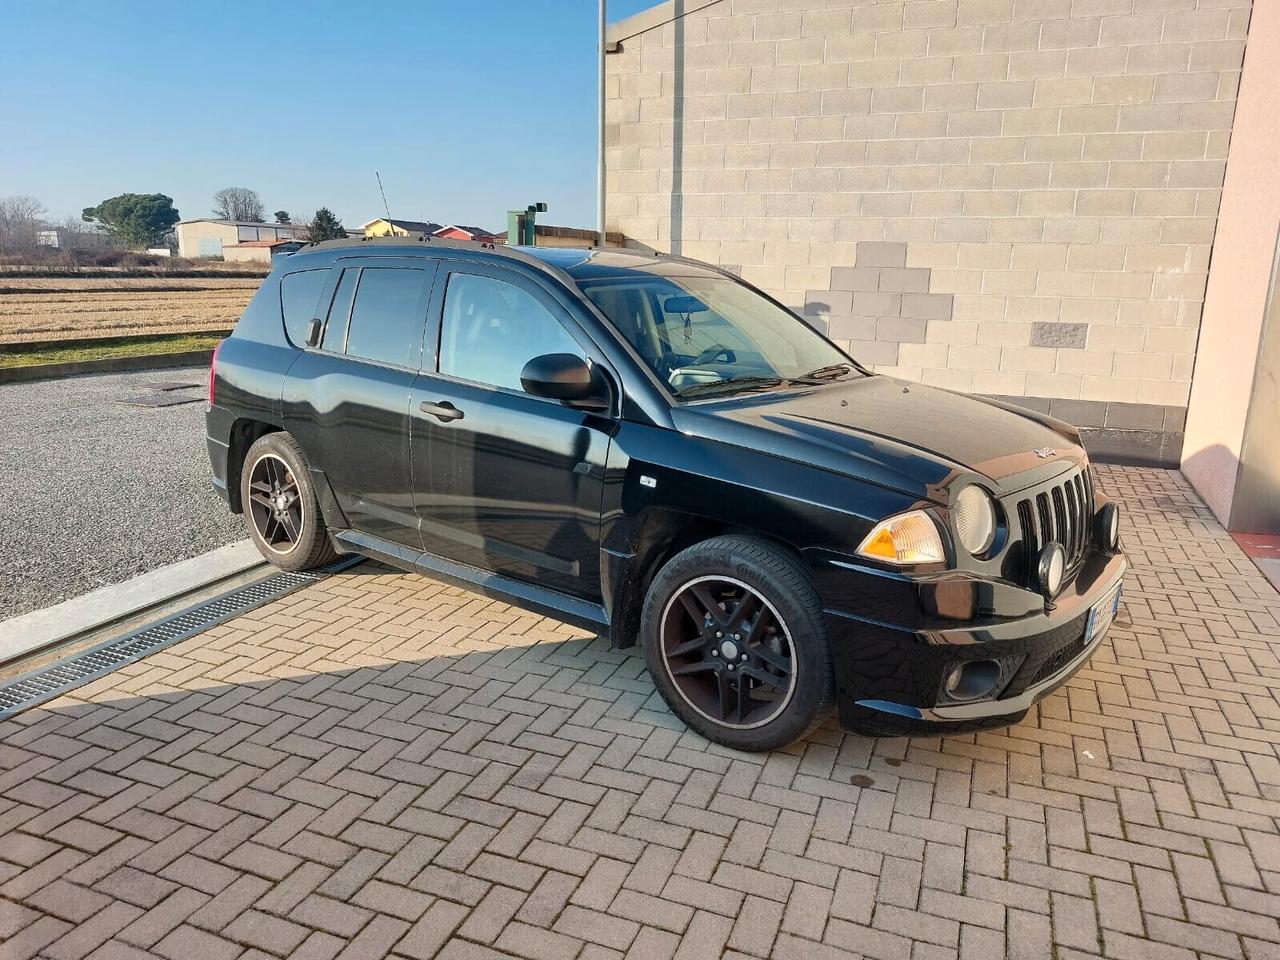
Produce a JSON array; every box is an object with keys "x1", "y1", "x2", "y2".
[{"x1": 0, "y1": 0, "x2": 655, "y2": 231}]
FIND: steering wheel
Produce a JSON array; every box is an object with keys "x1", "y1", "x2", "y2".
[{"x1": 691, "y1": 344, "x2": 736, "y2": 365}]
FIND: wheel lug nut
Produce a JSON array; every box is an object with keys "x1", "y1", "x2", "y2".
[
  {"x1": 715, "y1": 631, "x2": 723, "y2": 639},
  {"x1": 727, "y1": 665, "x2": 734, "y2": 671},
  {"x1": 740, "y1": 654, "x2": 747, "y2": 661},
  {"x1": 711, "y1": 650, "x2": 719, "y2": 657}
]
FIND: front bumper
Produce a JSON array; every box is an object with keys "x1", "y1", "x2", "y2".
[{"x1": 820, "y1": 547, "x2": 1127, "y2": 736}]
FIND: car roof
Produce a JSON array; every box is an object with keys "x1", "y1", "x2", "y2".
[{"x1": 281, "y1": 237, "x2": 727, "y2": 284}]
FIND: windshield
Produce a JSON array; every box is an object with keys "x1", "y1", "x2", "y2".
[{"x1": 578, "y1": 274, "x2": 859, "y2": 399}]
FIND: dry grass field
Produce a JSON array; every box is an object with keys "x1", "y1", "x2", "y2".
[{"x1": 0, "y1": 275, "x2": 265, "y2": 345}]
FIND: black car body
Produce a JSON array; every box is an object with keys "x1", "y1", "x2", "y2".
[{"x1": 207, "y1": 237, "x2": 1126, "y2": 748}]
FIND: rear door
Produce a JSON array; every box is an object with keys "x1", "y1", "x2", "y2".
[
  {"x1": 283, "y1": 256, "x2": 439, "y2": 550},
  {"x1": 409, "y1": 261, "x2": 616, "y2": 600}
]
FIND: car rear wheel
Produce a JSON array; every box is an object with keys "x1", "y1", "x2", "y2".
[
  {"x1": 240, "y1": 432, "x2": 338, "y2": 572},
  {"x1": 640, "y1": 536, "x2": 835, "y2": 752}
]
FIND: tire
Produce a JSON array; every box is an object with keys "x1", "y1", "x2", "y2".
[
  {"x1": 640, "y1": 535, "x2": 835, "y2": 752},
  {"x1": 239, "y1": 432, "x2": 338, "y2": 572}
]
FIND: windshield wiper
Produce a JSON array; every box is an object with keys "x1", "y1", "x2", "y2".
[
  {"x1": 799, "y1": 362, "x2": 854, "y2": 381},
  {"x1": 676, "y1": 376, "x2": 783, "y2": 399}
]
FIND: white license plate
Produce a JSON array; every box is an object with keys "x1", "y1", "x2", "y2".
[{"x1": 1086, "y1": 580, "x2": 1123, "y2": 644}]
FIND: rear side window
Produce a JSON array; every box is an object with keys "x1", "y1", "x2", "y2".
[
  {"x1": 280, "y1": 269, "x2": 329, "y2": 346},
  {"x1": 344, "y1": 268, "x2": 431, "y2": 368}
]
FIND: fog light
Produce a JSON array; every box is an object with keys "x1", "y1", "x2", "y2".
[
  {"x1": 1096, "y1": 502, "x2": 1120, "y2": 554},
  {"x1": 1037, "y1": 542, "x2": 1066, "y2": 599},
  {"x1": 941, "y1": 660, "x2": 1001, "y2": 703}
]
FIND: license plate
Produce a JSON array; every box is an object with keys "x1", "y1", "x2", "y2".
[{"x1": 1086, "y1": 579, "x2": 1123, "y2": 644}]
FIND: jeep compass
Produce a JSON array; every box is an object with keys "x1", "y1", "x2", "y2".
[{"x1": 206, "y1": 238, "x2": 1125, "y2": 751}]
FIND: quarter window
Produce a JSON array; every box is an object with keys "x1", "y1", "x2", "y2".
[
  {"x1": 439, "y1": 273, "x2": 583, "y2": 392},
  {"x1": 343, "y1": 268, "x2": 430, "y2": 367},
  {"x1": 280, "y1": 269, "x2": 328, "y2": 347}
]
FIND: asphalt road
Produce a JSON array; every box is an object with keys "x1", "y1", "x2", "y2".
[{"x1": 0, "y1": 367, "x2": 244, "y2": 620}]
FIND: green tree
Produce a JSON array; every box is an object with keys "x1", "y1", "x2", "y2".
[
  {"x1": 308, "y1": 207, "x2": 347, "y2": 242},
  {"x1": 273, "y1": 210, "x2": 291, "y2": 224},
  {"x1": 82, "y1": 193, "x2": 179, "y2": 249}
]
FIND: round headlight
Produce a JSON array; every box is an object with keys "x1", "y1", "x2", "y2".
[
  {"x1": 1038, "y1": 542, "x2": 1066, "y2": 598},
  {"x1": 954, "y1": 486, "x2": 997, "y2": 556}
]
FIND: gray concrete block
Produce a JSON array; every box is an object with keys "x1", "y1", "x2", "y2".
[
  {"x1": 846, "y1": 339, "x2": 901, "y2": 365},
  {"x1": 1031, "y1": 321, "x2": 1089, "y2": 349},
  {"x1": 830, "y1": 266, "x2": 881, "y2": 291},
  {"x1": 1163, "y1": 406, "x2": 1188, "y2": 432},
  {"x1": 852, "y1": 291, "x2": 902, "y2": 316},
  {"x1": 828, "y1": 315, "x2": 877, "y2": 340},
  {"x1": 1104, "y1": 401, "x2": 1166, "y2": 431},
  {"x1": 877, "y1": 267, "x2": 932, "y2": 294},
  {"x1": 804, "y1": 289, "x2": 853, "y2": 316},
  {"x1": 1048, "y1": 398, "x2": 1106, "y2": 427},
  {"x1": 900, "y1": 293, "x2": 954, "y2": 321},
  {"x1": 855, "y1": 241, "x2": 908, "y2": 268},
  {"x1": 876, "y1": 316, "x2": 928, "y2": 343}
]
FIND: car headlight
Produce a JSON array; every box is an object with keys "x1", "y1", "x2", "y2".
[
  {"x1": 856, "y1": 510, "x2": 945, "y2": 565},
  {"x1": 953, "y1": 486, "x2": 996, "y2": 556}
]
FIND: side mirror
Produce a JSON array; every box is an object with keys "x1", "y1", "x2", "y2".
[
  {"x1": 520, "y1": 353, "x2": 610, "y2": 411},
  {"x1": 305, "y1": 317, "x2": 323, "y2": 347}
]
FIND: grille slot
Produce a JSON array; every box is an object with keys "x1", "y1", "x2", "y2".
[
  {"x1": 1028, "y1": 631, "x2": 1090, "y2": 687},
  {"x1": 0, "y1": 558, "x2": 359, "y2": 722},
  {"x1": 1013, "y1": 465, "x2": 1093, "y2": 587}
]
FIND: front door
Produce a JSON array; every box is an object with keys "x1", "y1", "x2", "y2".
[
  {"x1": 410, "y1": 262, "x2": 615, "y2": 600},
  {"x1": 283, "y1": 257, "x2": 438, "y2": 550}
]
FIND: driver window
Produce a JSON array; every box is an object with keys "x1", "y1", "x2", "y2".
[{"x1": 439, "y1": 272, "x2": 584, "y2": 392}]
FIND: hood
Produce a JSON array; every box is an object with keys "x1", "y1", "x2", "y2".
[{"x1": 671, "y1": 376, "x2": 1085, "y2": 500}]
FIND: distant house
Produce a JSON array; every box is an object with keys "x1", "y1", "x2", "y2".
[
  {"x1": 494, "y1": 224, "x2": 624, "y2": 248},
  {"x1": 362, "y1": 218, "x2": 443, "y2": 238},
  {"x1": 434, "y1": 224, "x2": 496, "y2": 242},
  {"x1": 37, "y1": 227, "x2": 119, "y2": 252},
  {"x1": 177, "y1": 220, "x2": 307, "y2": 259},
  {"x1": 222, "y1": 239, "x2": 306, "y2": 264}
]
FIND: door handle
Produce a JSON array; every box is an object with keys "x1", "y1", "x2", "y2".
[{"x1": 420, "y1": 401, "x2": 464, "y2": 422}]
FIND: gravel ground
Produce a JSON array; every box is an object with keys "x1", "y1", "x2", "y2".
[{"x1": 0, "y1": 367, "x2": 244, "y2": 620}]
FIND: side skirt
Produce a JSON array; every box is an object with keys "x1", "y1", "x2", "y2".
[{"x1": 332, "y1": 529, "x2": 610, "y2": 634}]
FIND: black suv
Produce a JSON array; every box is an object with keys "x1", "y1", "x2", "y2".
[{"x1": 207, "y1": 238, "x2": 1125, "y2": 751}]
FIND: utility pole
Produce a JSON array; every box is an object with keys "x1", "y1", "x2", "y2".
[{"x1": 597, "y1": 0, "x2": 607, "y2": 247}]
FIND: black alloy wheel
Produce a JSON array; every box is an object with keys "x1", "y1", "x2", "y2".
[
  {"x1": 239, "y1": 432, "x2": 338, "y2": 572},
  {"x1": 660, "y1": 575, "x2": 796, "y2": 729},
  {"x1": 247, "y1": 453, "x2": 304, "y2": 554},
  {"x1": 640, "y1": 536, "x2": 835, "y2": 751}
]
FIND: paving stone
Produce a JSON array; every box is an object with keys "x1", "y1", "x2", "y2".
[{"x1": 1, "y1": 467, "x2": 1276, "y2": 960}]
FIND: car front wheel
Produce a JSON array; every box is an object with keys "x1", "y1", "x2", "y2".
[
  {"x1": 240, "y1": 432, "x2": 338, "y2": 572},
  {"x1": 640, "y1": 536, "x2": 835, "y2": 752}
]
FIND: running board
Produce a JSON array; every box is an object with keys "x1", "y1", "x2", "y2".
[{"x1": 333, "y1": 530, "x2": 609, "y2": 633}]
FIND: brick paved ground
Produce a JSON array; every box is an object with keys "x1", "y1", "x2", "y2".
[{"x1": 2, "y1": 465, "x2": 1278, "y2": 960}]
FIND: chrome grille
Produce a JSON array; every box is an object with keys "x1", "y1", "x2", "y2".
[{"x1": 1013, "y1": 465, "x2": 1093, "y2": 584}]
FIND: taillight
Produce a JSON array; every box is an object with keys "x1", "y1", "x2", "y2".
[{"x1": 208, "y1": 340, "x2": 223, "y2": 405}]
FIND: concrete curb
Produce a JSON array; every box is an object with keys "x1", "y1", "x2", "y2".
[
  {"x1": 0, "y1": 350, "x2": 215, "y2": 385},
  {"x1": 0, "y1": 540, "x2": 264, "y2": 666}
]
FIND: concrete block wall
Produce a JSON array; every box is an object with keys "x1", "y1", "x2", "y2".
[{"x1": 605, "y1": 0, "x2": 1253, "y2": 465}]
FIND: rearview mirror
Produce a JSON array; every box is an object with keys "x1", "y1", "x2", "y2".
[
  {"x1": 663, "y1": 296, "x2": 708, "y2": 314},
  {"x1": 520, "y1": 354, "x2": 610, "y2": 411}
]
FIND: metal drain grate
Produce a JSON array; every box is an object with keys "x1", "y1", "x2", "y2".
[{"x1": 0, "y1": 557, "x2": 360, "y2": 722}]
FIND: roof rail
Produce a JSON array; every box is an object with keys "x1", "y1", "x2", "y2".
[{"x1": 297, "y1": 234, "x2": 585, "y2": 286}]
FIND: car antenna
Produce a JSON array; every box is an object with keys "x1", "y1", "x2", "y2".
[{"x1": 375, "y1": 170, "x2": 397, "y2": 238}]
